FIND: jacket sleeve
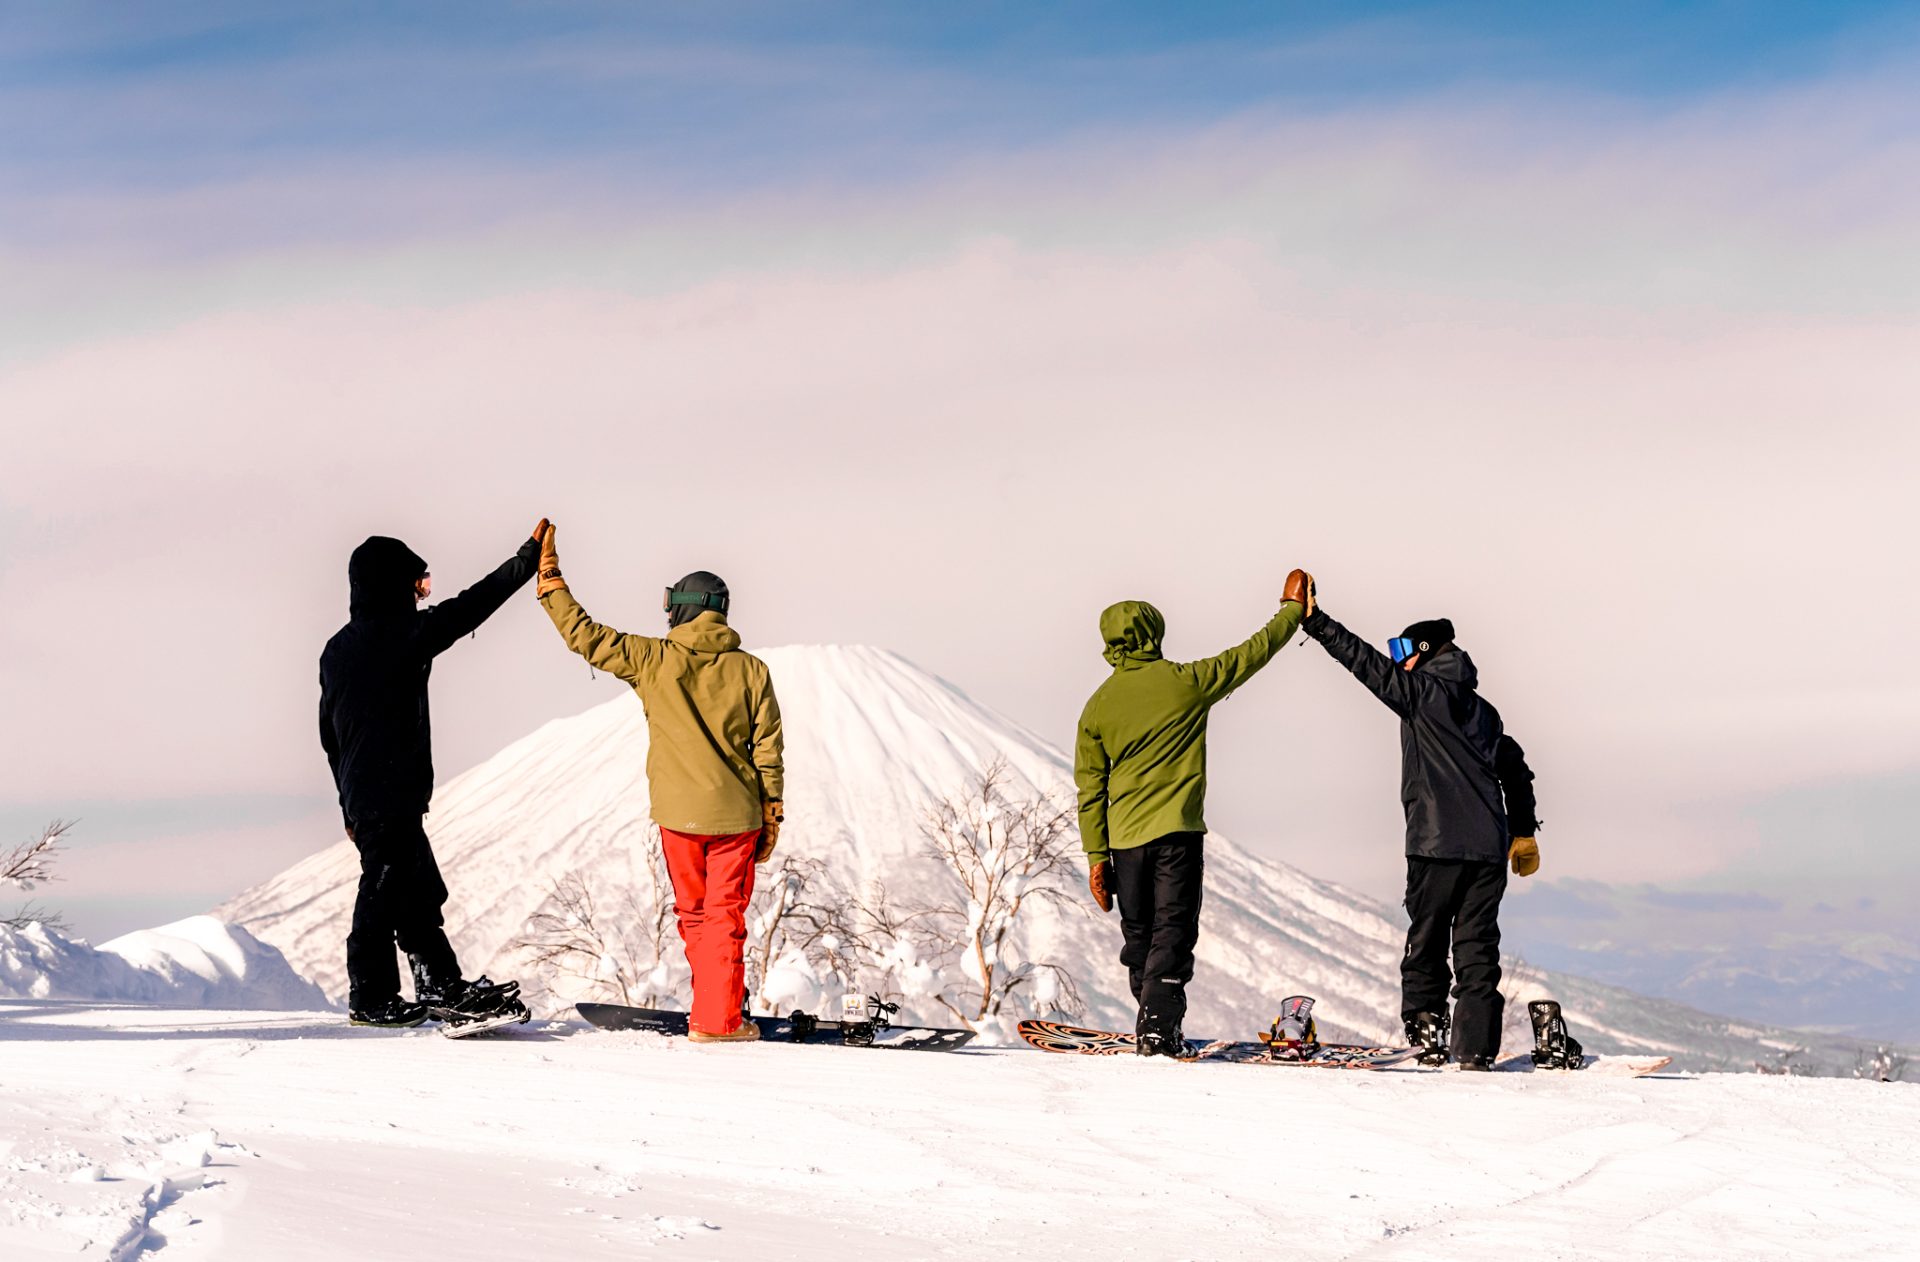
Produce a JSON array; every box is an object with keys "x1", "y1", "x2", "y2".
[
  {"x1": 1302, "y1": 608, "x2": 1419, "y2": 717},
  {"x1": 1494, "y1": 734, "x2": 1539, "y2": 836},
  {"x1": 419, "y1": 536, "x2": 541, "y2": 657},
  {"x1": 539, "y1": 586, "x2": 661, "y2": 682},
  {"x1": 318, "y1": 686, "x2": 342, "y2": 797},
  {"x1": 1073, "y1": 702, "x2": 1112, "y2": 863},
  {"x1": 752, "y1": 671, "x2": 785, "y2": 801},
  {"x1": 1185, "y1": 603, "x2": 1304, "y2": 704}
]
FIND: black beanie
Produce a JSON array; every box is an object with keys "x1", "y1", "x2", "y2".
[
  {"x1": 666, "y1": 571, "x2": 730, "y2": 628},
  {"x1": 1400, "y1": 618, "x2": 1455, "y2": 656}
]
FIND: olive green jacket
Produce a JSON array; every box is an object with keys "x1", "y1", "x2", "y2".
[
  {"x1": 541, "y1": 589, "x2": 783, "y2": 834},
  {"x1": 1074, "y1": 600, "x2": 1302, "y2": 863}
]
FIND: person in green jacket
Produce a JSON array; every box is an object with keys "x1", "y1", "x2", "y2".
[
  {"x1": 1074, "y1": 571, "x2": 1311, "y2": 1055},
  {"x1": 533, "y1": 525, "x2": 784, "y2": 1043}
]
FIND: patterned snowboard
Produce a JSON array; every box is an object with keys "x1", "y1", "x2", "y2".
[
  {"x1": 1018, "y1": 1019, "x2": 1423, "y2": 1070},
  {"x1": 577, "y1": 1003, "x2": 976, "y2": 1051}
]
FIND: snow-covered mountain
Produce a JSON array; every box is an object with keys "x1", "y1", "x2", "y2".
[
  {"x1": 222, "y1": 645, "x2": 1911, "y2": 1072},
  {"x1": 0, "y1": 915, "x2": 329, "y2": 1009}
]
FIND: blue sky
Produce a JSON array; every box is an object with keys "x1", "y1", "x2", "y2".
[{"x1": 4, "y1": 4, "x2": 1918, "y2": 1039}]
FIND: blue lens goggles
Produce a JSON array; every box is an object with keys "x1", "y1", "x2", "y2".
[{"x1": 1388, "y1": 637, "x2": 1417, "y2": 664}]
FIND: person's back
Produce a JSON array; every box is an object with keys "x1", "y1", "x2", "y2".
[{"x1": 1074, "y1": 589, "x2": 1305, "y2": 1054}]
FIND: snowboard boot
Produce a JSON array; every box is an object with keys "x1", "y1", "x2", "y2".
[
  {"x1": 1135, "y1": 1030, "x2": 1193, "y2": 1059},
  {"x1": 349, "y1": 997, "x2": 430, "y2": 1028},
  {"x1": 412, "y1": 959, "x2": 521, "y2": 1022},
  {"x1": 1457, "y1": 1054, "x2": 1496, "y2": 1072},
  {"x1": 1406, "y1": 1010, "x2": 1450, "y2": 1066},
  {"x1": 1528, "y1": 1000, "x2": 1584, "y2": 1070},
  {"x1": 688, "y1": 1021, "x2": 761, "y2": 1044}
]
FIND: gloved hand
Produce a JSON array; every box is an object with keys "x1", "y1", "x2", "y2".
[
  {"x1": 756, "y1": 799, "x2": 784, "y2": 864},
  {"x1": 531, "y1": 517, "x2": 550, "y2": 544},
  {"x1": 1089, "y1": 857, "x2": 1114, "y2": 913},
  {"x1": 536, "y1": 523, "x2": 567, "y2": 598},
  {"x1": 1509, "y1": 836, "x2": 1539, "y2": 877},
  {"x1": 1283, "y1": 569, "x2": 1317, "y2": 617}
]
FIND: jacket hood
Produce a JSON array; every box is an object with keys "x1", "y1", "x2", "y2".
[
  {"x1": 1100, "y1": 600, "x2": 1166, "y2": 667},
  {"x1": 667, "y1": 609, "x2": 741, "y2": 654},
  {"x1": 1419, "y1": 646, "x2": 1478, "y2": 689},
  {"x1": 348, "y1": 536, "x2": 427, "y2": 618}
]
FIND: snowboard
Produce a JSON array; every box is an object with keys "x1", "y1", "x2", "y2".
[
  {"x1": 441, "y1": 1003, "x2": 532, "y2": 1039},
  {"x1": 576, "y1": 1000, "x2": 976, "y2": 1052},
  {"x1": 1017, "y1": 1018, "x2": 1422, "y2": 1070}
]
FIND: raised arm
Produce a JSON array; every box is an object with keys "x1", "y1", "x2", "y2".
[
  {"x1": 1302, "y1": 608, "x2": 1419, "y2": 717},
  {"x1": 1494, "y1": 733, "x2": 1538, "y2": 836},
  {"x1": 531, "y1": 524, "x2": 660, "y2": 682},
  {"x1": 418, "y1": 523, "x2": 544, "y2": 656},
  {"x1": 1184, "y1": 602, "x2": 1304, "y2": 703},
  {"x1": 1073, "y1": 702, "x2": 1112, "y2": 864}
]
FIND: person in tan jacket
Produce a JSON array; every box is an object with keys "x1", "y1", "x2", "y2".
[{"x1": 534, "y1": 526, "x2": 784, "y2": 1042}]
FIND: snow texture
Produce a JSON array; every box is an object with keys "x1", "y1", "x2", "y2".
[
  {"x1": 0, "y1": 916, "x2": 329, "y2": 1010},
  {"x1": 221, "y1": 645, "x2": 1913, "y2": 1072},
  {"x1": 2, "y1": 999, "x2": 1917, "y2": 1260}
]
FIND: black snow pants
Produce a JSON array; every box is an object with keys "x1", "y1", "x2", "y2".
[
  {"x1": 1112, "y1": 832, "x2": 1204, "y2": 1041},
  {"x1": 1402, "y1": 856, "x2": 1507, "y2": 1060},
  {"x1": 346, "y1": 814, "x2": 462, "y2": 1009}
]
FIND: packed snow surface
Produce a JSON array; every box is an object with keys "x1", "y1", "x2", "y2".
[
  {"x1": 0, "y1": 917, "x2": 329, "y2": 1010},
  {"x1": 2, "y1": 1000, "x2": 1916, "y2": 1261}
]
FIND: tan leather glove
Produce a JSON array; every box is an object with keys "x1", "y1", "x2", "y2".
[
  {"x1": 535, "y1": 523, "x2": 567, "y2": 598},
  {"x1": 1509, "y1": 836, "x2": 1539, "y2": 878},
  {"x1": 1089, "y1": 857, "x2": 1114, "y2": 913},
  {"x1": 756, "y1": 799, "x2": 784, "y2": 864}
]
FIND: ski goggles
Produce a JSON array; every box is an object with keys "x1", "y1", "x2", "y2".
[
  {"x1": 1388, "y1": 636, "x2": 1417, "y2": 664},
  {"x1": 663, "y1": 588, "x2": 728, "y2": 615}
]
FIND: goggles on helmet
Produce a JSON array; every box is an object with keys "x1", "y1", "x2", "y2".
[
  {"x1": 663, "y1": 587, "x2": 728, "y2": 615},
  {"x1": 1388, "y1": 636, "x2": 1417, "y2": 664}
]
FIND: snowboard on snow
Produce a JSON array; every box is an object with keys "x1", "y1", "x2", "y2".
[
  {"x1": 1020, "y1": 997, "x2": 1422, "y2": 1070},
  {"x1": 441, "y1": 1004, "x2": 532, "y2": 1039},
  {"x1": 577, "y1": 996, "x2": 976, "y2": 1052},
  {"x1": 1493, "y1": 1053, "x2": 1674, "y2": 1078}
]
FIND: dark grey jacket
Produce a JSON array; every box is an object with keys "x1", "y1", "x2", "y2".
[{"x1": 1304, "y1": 609, "x2": 1537, "y2": 862}]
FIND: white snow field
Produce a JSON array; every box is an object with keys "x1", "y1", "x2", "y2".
[
  {"x1": 223, "y1": 645, "x2": 1908, "y2": 1072},
  {"x1": 2, "y1": 1000, "x2": 1917, "y2": 1261}
]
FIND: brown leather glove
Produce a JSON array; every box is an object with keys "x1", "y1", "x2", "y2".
[
  {"x1": 1089, "y1": 858, "x2": 1114, "y2": 913},
  {"x1": 535, "y1": 523, "x2": 567, "y2": 598},
  {"x1": 1509, "y1": 836, "x2": 1539, "y2": 878},
  {"x1": 1283, "y1": 569, "x2": 1316, "y2": 616},
  {"x1": 756, "y1": 799, "x2": 784, "y2": 864}
]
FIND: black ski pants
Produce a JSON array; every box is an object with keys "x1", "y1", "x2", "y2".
[
  {"x1": 1402, "y1": 855, "x2": 1507, "y2": 1060},
  {"x1": 346, "y1": 814, "x2": 461, "y2": 1009},
  {"x1": 1112, "y1": 832, "x2": 1204, "y2": 1040}
]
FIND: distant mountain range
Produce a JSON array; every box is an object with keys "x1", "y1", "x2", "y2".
[{"x1": 222, "y1": 645, "x2": 1914, "y2": 1076}]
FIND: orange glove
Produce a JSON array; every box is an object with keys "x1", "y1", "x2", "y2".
[
  {"x1": 1509, "y1": 837, "x2": 1540, "y2": 877},
  {"x1": 1089, "y1": 858, "x2": 1114, "y2": 913},
  {"x1": 535, "y1": 523, "x2": 567, "y2": 598},
  {"x1": 756, "y1": 799, "x2": 784, "y2": 864}
]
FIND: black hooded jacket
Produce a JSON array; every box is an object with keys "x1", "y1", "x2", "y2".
[
  {"x1": 1304, "y1": 609, "x2": 1537, "y2": 862},
  {"x1": 320, "y1": 533, "x2": 540, "y2": 827}
]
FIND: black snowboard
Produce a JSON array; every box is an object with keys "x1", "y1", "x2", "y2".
[{"x1": 576, "y1": 1002, "x2": 976, "y2": 1052}]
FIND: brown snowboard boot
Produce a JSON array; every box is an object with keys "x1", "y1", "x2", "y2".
[{"x1": 688, "y1": 1021, "x2": 761, "y2": 1044}]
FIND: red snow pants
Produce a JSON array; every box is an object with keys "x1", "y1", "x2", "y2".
[{"x1": 660, "y1": 828, "x2": 760, "y2": 1034}]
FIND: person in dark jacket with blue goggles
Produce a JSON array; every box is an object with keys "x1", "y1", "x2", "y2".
[{"x1": 1295, "y1": 574, "x2": 1540, "y2": 1069}]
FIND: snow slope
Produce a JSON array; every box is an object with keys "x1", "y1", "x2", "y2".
[
  {"x1": 2, "y1": 1000, "x2": 1917, "y2": 1261},
  {"x1": 222, "y1": 646, "x2": 1909, "y2": 1071},
  {"x1": 0, "y1": 916, "x2": 329, "y2": 1010}
]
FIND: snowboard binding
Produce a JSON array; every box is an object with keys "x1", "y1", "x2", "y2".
[
  {"x1": 1528, "y1": 1000, "x2": 1584, "y2": 1070},
  {"x1": 1405, "y1": 1010, "x2": 1450, "y2": 1066},
  {"x1": 835, "y1": 994, "x2": 900, "y2": 1048},
  {"x1": 1259, "y1": 995, "x2": 1320, "y2": 1060}
]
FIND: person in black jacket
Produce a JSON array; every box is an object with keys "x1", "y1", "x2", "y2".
[
  {"x1": 1296, "y1": 577, "x2": 1539, "y2": 1068},
  {"x1": 320, "y1": 522, "x2": 546, "y2": 1027}
]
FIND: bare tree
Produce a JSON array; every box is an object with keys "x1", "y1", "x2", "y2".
[
  {"x1": 1855, "y1": 1046, "x2": 1909, "y2": 1083},
  {"x1": 921, "y1": 761, "x2": 1084, "y2": 1024},
  {"x1": 511, "y1": 827, "x2": 684, "y2": 1012},
  {"x1": 3, "y1": 820, "x2": 72, "y2": 933}
]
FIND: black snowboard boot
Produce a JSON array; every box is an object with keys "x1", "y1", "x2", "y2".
[
  {"x1": 1406, "y1": 1010, "x2": 1450, "y2": 1066},
  {"x1": 412, "y1": 957, "x2": 520, "y2": 1020},
  {"x1": 1528, "y1": 1000, "x2": 1584, "y2": 1070},
  {"x1": 1135, "y1": 1030, "x2": 1193, "y2": 1059},
  {"x1": 349, "y1": 997, "x2": 430, "y2": 1028},
  {"x1": 1457, "y1": 1054, "x2": 1496, "y2": 1072}
]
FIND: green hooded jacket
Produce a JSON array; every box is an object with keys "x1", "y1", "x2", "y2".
[
  {"x1": 1074, "y1": 600, "x2": 1302, "y2": 863},
  {"x1": 541, "y1": 588, "x2": 783, "y2": 834}
]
